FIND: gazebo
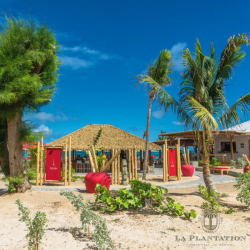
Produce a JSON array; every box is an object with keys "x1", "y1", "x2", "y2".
[{"x1": 48, "y1": 124, "x2": 161, "y2": 172}]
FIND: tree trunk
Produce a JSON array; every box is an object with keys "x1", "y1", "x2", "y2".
[
  {"x1": 0, "y1": 141, "x2": 9, "y2": 176},
  {"x1": 202, "y1": 126, "x2": 217, "y2": 192},
  {"x1": 143, "y1": 94, "x2": 153, "y2": 180},
  {"x1": 7, "y1": 113, "x2": 24, "y2": 177},
  {"x1": 202, "y1": 156, "x2": 218, "y2": 192}
]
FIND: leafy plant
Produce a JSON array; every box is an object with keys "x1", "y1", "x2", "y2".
[
  {"x1": 60, "y1": 191, "x2": 114, "y2": 250},
  {"x1": 198, "y1": 185, "x2": 235, "y2": 213},
  {"x1": 4, "y1": 175, "x2": 24, "y2": 193},
  {"x1": 15, "y1": 199, "x2": 47, "y2": 250},
  {"x1": 234, "y1": 172, "x2": 250, "y2": 206},
  {"x1": 137, "y1": 174, "x2": 142, "y2": 179},
  {"x1": 209, "y1": 157, "x2": 221, "y2": 167},
  {"x1": 237, "y1": 157, "x2": 246, "y2": 169},
  {"x1": 230, "y1": 160, "x2": 236, "y2": 169},
  {"x1": 95, "y1": 180, "x2": 196, "y2": 220}
]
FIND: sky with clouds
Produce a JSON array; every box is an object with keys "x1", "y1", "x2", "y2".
[{"x1": 1, "y1": 0, "x2": 250, "y2": 143}]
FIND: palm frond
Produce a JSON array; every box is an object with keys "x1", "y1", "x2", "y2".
[{"x1": 218, "y1": 93, "x2": 250, "y2": 129}]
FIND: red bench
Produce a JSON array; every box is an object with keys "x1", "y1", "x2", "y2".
[{"x1": 209, "y1": 167, "x2": 229, "y2": 175}]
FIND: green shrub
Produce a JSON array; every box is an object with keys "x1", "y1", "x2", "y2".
[
  {"x1": 4, "y1": 175, "x2": 24, "y2": 193},
  {"x1": 95, "y1": 180, "x2": 197, "y2": 220},
  {"x1": 60, "y1": 191, "x2": 114, "y2": 250},
  {"x1": 234, "y1": 172, "x2": 250, "y2": 206},
  {"x1": 198, "y1": 185, "x2": 234, "y2": 213},
  {"x1": 237, "y1": 157, "x2": 246, "y2": 169},
  {"x1": 209, "y1": 157, "x2": 221, "y2": 167},
  {"x1": 16, "y1": 199, "x2": 47, "y2": 250},
  {"x1": 230, "y1": 160, "x2": 236, "y2": 169}
]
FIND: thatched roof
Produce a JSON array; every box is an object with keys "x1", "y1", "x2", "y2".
[{"x1": 47, "y1": 124, "x2": 161, "y2": 151}]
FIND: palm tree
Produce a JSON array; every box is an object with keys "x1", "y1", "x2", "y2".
[
  {"x1": 134, "y1": 50, "x2": 173, "y2": 180},
  {"x1": 157, "y1": 130, "x2": 169, "y2": 141},
  {"x1": 136, "y1": 34, "x2": 250, "y2": 191}
]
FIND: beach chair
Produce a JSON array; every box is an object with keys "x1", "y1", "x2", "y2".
[{"x1": 209, "y1": 166, "x2": 229, "y2": 175}]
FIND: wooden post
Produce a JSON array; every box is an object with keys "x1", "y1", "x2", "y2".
[
  {"x1": 134, "y1": 150, "x2": 137, "y2": 180},
  {"x1": 163, "y1": 144, "x2": 166, "y2": 182},
  {"x1": 159, "y1": 150, "x2": 161, "y2": 163},
  {"x1": 177, "y1": 138, "x2": 182, "y2": 180},
  {"x1": 68, "y1": 137, "x2": 71, "y2": 185},
  {"x1": 111, "y1": 149, "x2": 114, "y2": 185},
  {"x1": 165, "y1": 139, "x2": 168, "y2": 182},
  {"x1": 140, "y1": 150, "x2": 143, "y2": 170},
  {"x1": 230, "y1": 134, "x2": 234, "y2": 161},
  {"x1": 101, "y1": 160, "x2": 105, "y2": 173},
  {"x1": 128, "y1": 150, "x2": 131, "y2": 181},
  {"x1": 91, "y1": 145, "x2": 98, "y2": 172},
  {"x1": 187, "y1": 148, "x2": 190, "y2": 165},
  {"x1": 131, "y1": 150, "x2": 134, "y2": 180},
  {"x1": 88, "y1": 151, "x2": 95, "y2": 172},
  {"x1": 36, "y1": 142, "x2": 40, "y2": 186},
  {"x1": 118, "y1": 153, "x2": 120, "y2": 184},
  {"x1": 102, "y1": 150, "x2": 120, "y2": 172},
  {"x1": 183, "y1": 147, "x2": 188, "y2": 165},
  {"x1": 40, "y1": 136, "x2": 43, "y2": 185},
  {"x1": 64, "y1": 144, "x2": 67, "y2": 186}
]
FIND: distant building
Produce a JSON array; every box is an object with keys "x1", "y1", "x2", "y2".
[{"x1": 214, "y1": 121, "x2": 250, "y2": 161}]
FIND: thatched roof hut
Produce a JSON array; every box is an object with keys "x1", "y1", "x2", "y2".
[{"x1": 47, "y1": 124, "x2": 161, "y2": 151}]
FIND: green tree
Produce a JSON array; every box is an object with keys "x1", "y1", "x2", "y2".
[
  {"x1": 137, "y1": 34, "x2": 250, "y2": 191},
  {"x1": 0, "y1": 16, "x2": 60, "y2": 188},
  {"x1": 135, "y1": 50, "x2": 173, "y2": 180},
  {"x1": 157, "y1": 130, "x2": 169, "y2": 141}
]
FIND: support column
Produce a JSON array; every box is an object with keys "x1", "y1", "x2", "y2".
[
  {"x1": 230, "y1": 134, "x2": 234, "y2": 161},
  {"x1": 140, "y1": 150, "x2": 143, "y2": 170},
  {"x1": 149, "y1": 150, "x2": 152, "y2": 166}
]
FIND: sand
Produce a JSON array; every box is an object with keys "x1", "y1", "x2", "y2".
[{"x1": 0, "y1": 180, "x2": 250, "y2": 250}]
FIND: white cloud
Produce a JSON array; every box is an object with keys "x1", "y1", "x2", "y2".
[
  {"x1": 152, "y1": 110, "x2": 165, "y2": 119},
  {"x1": 33, "y1": 125, "x2": 53, "y2": 134},
  {"x1": 60, "y1": 56, "x2": 94, "y2": 69},
  {"x1": 172, "y1": 121, "x2": 184, "y2": 125},
  {"x1": 170, "y1": 42, "x2": 187, "y2": 71},
  {"x1": 28, "y1": 112, "x2": 68, "y2": 123},
  {"x1": 61, "y1": 46, "x2": 120, "y2": 61}
]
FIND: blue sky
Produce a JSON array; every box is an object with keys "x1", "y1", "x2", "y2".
[{"x1": 1, "y1": 0, "x2": 250, "y2": 143}]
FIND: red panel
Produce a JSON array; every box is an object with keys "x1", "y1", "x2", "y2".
[
  {"x1": 168, "y1": 148, "x2": 177, "y2": 176},
  {"x1": 46, "y1": 148, "x2": 62, "y2": 181}
]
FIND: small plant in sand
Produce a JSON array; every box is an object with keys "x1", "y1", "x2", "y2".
[
  {"x1": 4, "y1": 175, "x2": 24, "y2": 193},
  {"x1": 198, "y1": 185, "x2": 234, "y2": 214},
  {"x1": 234, "y1": 171, "x2": 250, "y2": 206},
  {"x1": 15, "y1": 199, "x2": 47, "y2": 250},
  {"x1": 60, "y1": 191, "x2": 114, "y2": 250}
]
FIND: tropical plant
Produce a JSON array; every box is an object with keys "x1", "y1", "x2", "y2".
[
  {"x1": 234, "y1": 172, "x2": 250, "y2": 206},
  {"x1": 138, "y1": 34, "x2": 250, "y2": 191},
  {"x1": 230, "y1": 159, "x2": 236, "y2": 169},
  {"x1": 16, "y1": 199, "x2": 48, "y2": 250},
  {"x1": 134, "y1": 50, "x2": 173, "y2": 180},
  {"x1": 209, "y1": 157, "x2": 221, "y2": 167},
  {"x1": 60, "y1": 191, "x2": 114, "y2": 250},
  {"x1": 237, "y1": 157, "x2": 246, "y2": 169},
  {"x1": 4, "y1": 175, "x2": 24, "y2": 193},
  {"x1": 0, "y1": 15, "x2": 60, "y2": 190}
]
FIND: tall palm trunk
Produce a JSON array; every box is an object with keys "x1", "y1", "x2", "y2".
[
  {"x1": 143, "y1": 93, "x2": 153, "y2": 180},
  {"x1": 202, "y1": 127, "x2": 217, "y2": 192},
  {"x1": 0, "y1": 140, "x2": 9, "y2": 176},
  {"x1": 7, "y1": 112, "x2": 24, "y2": 177}
]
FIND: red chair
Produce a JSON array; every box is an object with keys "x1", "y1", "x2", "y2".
[
  {"x1": 85, "y1": 172, "x2": 111, "y2": 193},
  {"x1": 181, "y1": 165, "x2": 195, "y2": 177}
]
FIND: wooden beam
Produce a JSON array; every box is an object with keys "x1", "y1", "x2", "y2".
[
  {"x1": 118, "y1": 153, "x2": 120, "y2": 184},
  {"x1": 230, "y1": 135, "x2": 234, "y2": 161},
  {"x1": 64, "y1": 144, "x2": 67, "y2": 186},
  {"x1": 187, "y1": 148, "x2": 190, "y2": 165},
  {"x1": 102, "y1": 150, "x2": 120, "y2": 172},
  {"x1": 111, "y1": 149, "x2": 114, "y2": 185},
  {"x1": 183, "y1": 147, "x2": 188, "y2": 165},
  {"x1": 88, "y1": 151, "x2": 95, "y2": 172},
  {"x1": 177, "y1": 138, "x2": 182, "y2": 180},
  {"x1": 40, "y1": 136, "x2": 43, "y2": 185},
  {"x1": 91, "y1": 145, "x2": 98, "y2": 172},
  {"x1": 36, "y1": 142, "x2": 40, "y2": 186},
  {"x1": 128, "y1": 150, "x2": 131, "y2": 181},
  {"x1": 131, "y1": 149, "x2": 134, "y2": 180},
  {"x1": 140, "y1": 150, "x2": 143, "y2": 170},
  {"x1": 165, "y1": 139, "x2": 168, "y2": 182},
  {"x1": 68, "y1": 137, "x2": 71, "y2": 185},
  {"x1": 163, "y1": 144, "x2": 166, "y2": 182},
  {"x1": 134, "y1": 150, "x2": 137, "y2": 180}
]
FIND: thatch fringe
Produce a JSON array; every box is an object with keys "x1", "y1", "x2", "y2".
[{"x1": 47, "y1": 124, "x2": 161, "y2": 151}]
